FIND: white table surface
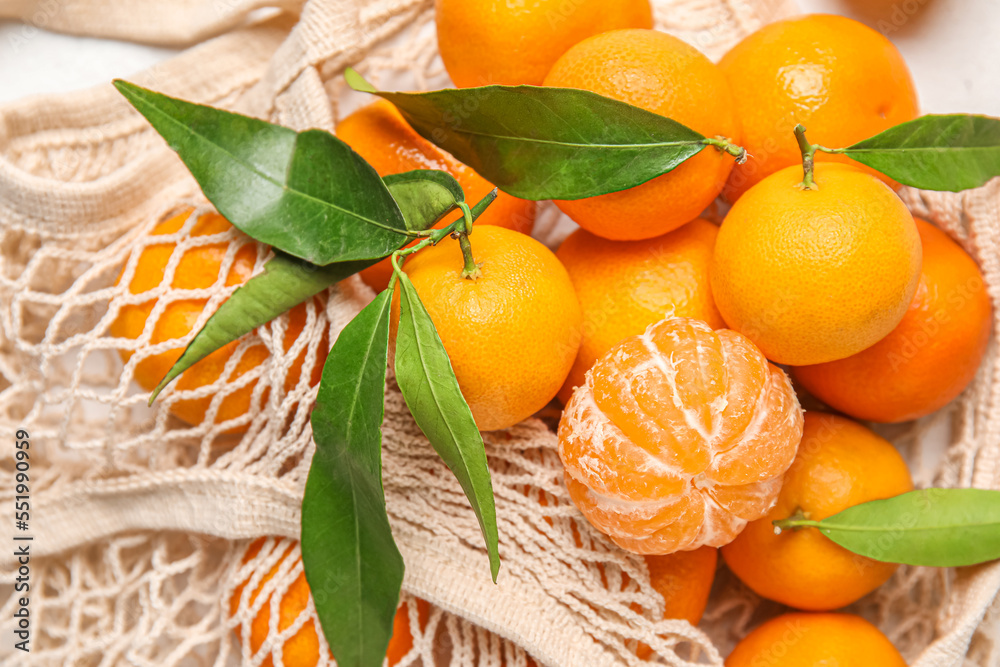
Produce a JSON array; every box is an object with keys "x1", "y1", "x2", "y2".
[{"x1": 1, "y1": 0, "x2": 999, "y2": 114}]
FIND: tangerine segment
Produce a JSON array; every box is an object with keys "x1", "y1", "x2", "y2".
[{"x1": 558, "y1": 317, "x2": 803, "y2": 555}]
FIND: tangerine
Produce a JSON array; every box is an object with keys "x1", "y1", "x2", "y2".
[
  {"x1": 557, "y1": 316, "x2": 803, "y2": 555},
  {"x1": 646, "y1": 546, "x2": 717, "y2": 626},
  {"x1": 336, "y1": 99, "x2": 535, "y2": 292},
  {"x1": 794, "y1": 219, "x2": 992, "y2": 423},
  {"x1": 555, "y1": 218, "x2": 725, "y2": 404},
  {"x1": 719, "y1": 13, "x2": 919, "y2": 201},
  {"x1": 110, "y1": 210, "x2": 325, "y2": 431},
  {"x1": 230, "y1": 538, "x2": 427, "y2": 667},
  {"x1": 435, "y1": 0, "x2": 652, "y2": 87},
  {"x1": 721, "y1": 412, "x2": 914, "y2": 611},
  {"x1": 543, "y1": 29, "x2": 741, "y2": 240},
  {"x1": 711, "y1": 163, "x2": 921, "y2": 366},
  {"x1": 394, "y1": 226, "x2": 582, "y2": 431},
  {"x1": 726, "y1": 612, "x2": 907, "y2": 666}
]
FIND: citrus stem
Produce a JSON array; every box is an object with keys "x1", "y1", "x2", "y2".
[
  {"x1": 415, "y1": 189, "x2": 497, "y2": 238},
  {"x1": 394, "y1": 188, "x2": 496, "y2": 280},
  {"x1": 794, "y1": 124, "x2": 818, "y2": 190},
  {"x1": 458, "y1": 232, "x2": 481, "y2": 280},
  {"x1": 703, "y1": 136, "x2": 747, "y2": 164},
  {"x1": 773, "y1": 508, "x2": 820, "y2": 534}
]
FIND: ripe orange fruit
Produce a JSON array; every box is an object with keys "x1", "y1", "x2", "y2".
[
  {"x1": 336, "y1": 100, "x2": 536, "y2": 292},
  {"x1": 725, "y1": 612, "x2": 907, "y2": 666},
  {"x1": 711, "y1": 163, "x2": 921, "y2": 366},
  {"x1": 635, "y1": 546, "x2": 717, "y2": 659},
  {"x1": 719, "y1": 13, "x2": 919, "y2": 202},
  {"x1": 646, "y1": 546, "x2": 717, "y2": 626},
  {"x1": 110, "y1": 210, "x2": 325, "y2": 430},
  {"x1": 558, "y1": 316, "x2": 803, "y2": 555},
  {"x1": 555, "y1": 218, "x2": 725, "y2": 404},
  {"x1": 230, "y1": 538, "x2": 427, "y2": 667},
  {"x1": 394, "y1": 225, "x2": 582, "y2": 431},
  {"x1": 722, "y1": 412, "x2": 914, "y2": 611},
  {"x1": 543, "y1": 29, "x2": 741, "y2": 241},
  {"x1": 794, "y1": 219, "x2": 992, "y2": 423},
  {"x1": 435, "y1": 0, "x2": 652, "y2": 88}
]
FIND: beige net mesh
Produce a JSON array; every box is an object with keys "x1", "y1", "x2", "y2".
[{"x1": 1, "y1": 0, "x2": 999, "y2": 665}]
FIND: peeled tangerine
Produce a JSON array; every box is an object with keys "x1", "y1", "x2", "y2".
[{"x1": 558, "y1": 317, "x2": 803, "y2": 554}]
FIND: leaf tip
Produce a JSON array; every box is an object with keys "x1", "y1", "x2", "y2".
[
  {"x1": 148, "y1": 374, "x2": 174, "y2": 406},
  {"x1": 344, "y1": 68, "x2": 377, "y2": 94},
  {"x1": 113, "y1": 79, "x2": 135, "y2": 97}
]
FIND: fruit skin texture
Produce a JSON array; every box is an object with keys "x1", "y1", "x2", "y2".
[
  {"x1": 722, "y1": 412, "x2": 914, "y2": 611},
  {"x1": 558, "y1": 317, "x2": 803, "y2": 555},
  {"x1": 110, "y1": 211, "x2": 325, "y2": 430},
  {"x1": 435, "y1": 0, "x2": 652, "y2": 88},
  {"x1": 794, "y1": 219, "x2": 992, "y2": 423},
  {"x1": 229, "y1": 538, "x2": 425, "y2": 666},
  {"x1": 646, "y1": 546, "x2": 717, "y2": 626},
  {"x1": 556, "y1": 219, "x2": 726, "y2": 404},
  {"x1": 394, "y1": 225, "x2": 582, "y2": 431},
  {"x1": 543, "y1": 29, "x2": 741, "y2": 241},
  {"x1": 725, "y1": 612, "x2": 907, "y2": 667},
  {"x1": 711, "y1": 162, "x2": 921, "y2": 366},
  {"x1": 635, "y1": 546, "x2": 718, "y2": 659},
  {"x1": 719, "y1": 13, "x2": 919, "y2": 202},
  {"x1": 336, "y1": 99, "x2": 535, "y2": 292}
]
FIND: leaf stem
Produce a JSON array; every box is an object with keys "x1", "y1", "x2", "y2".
[
  {"x1": 394, "y1": 188, "x2": 498, "y2": 280},
  {"x1": 794, "y1": 124, "x2": 818, "y2": 190},
  {"x1": 814, "y1": 145, "x2": 846, "y2": 155},
  {"x1": 772, "y1": 508, "x2": 819, "y2": 534},
  {"x1": 703, "y1": 136, "x2": 747, "y2": 164}
]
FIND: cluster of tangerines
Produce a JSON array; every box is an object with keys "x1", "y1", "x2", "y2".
[{"x1": 111, "y1": 1, "x2": 991, "y2": 664}]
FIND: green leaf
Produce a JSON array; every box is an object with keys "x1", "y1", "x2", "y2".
[
  {"x1": 147, "y1": 182, "x2": 489, "y2": 405},
  {"x1": 344, "y1": 68, "x2": 710, "y2": 201},
  {"x1": 114, "y1": 80, "x2": 409, "y2": 265},
  {"x1": 302, "y1": 289, "x2": 404, "y2": 667},
  {"x1": 394, "y1": 273, "x2": 501, "y2": 580},
  {"x1": 783, "y1": 488, "x2": 1000, "y2": 567},
  {"x1": 384, "y1": 169, "x2": 465, "y2": 231},
  {"x1": 147, "y1": 252, "x2": 366, "y2": 403},
  {"x1": 839, "y1": 114, "x2": 1000, "y2": 191}
]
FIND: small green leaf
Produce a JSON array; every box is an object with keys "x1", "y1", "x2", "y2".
[
  {"x1": 114, "y1": 80, "x2": 409, "y2": 264},
  {"x1": 383, "y1": 170, "x2": 465, "y2": 231},
  {"x1": 148, "y1": 252, "x2": 366, "y2": 403},
  {"x1": 839, "y1": 114, "x2": 1000, "y2": 191},
  {"x1": 302, "y1": 289, "x2": 404, "y2": 667},
  {"x1": 394, "y1": 273, "x2": 500, "y2": 580},
  {"x1": 780, "y1": 488, "x2": 1000, "y2": 567},
  {"x1": 345, "y1": 68, "x2": 710, "y2": 201}
]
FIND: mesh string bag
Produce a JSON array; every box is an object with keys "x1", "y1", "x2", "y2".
[{"x1": 1, "y1": 0, "x2": 999, "y2": 665}]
